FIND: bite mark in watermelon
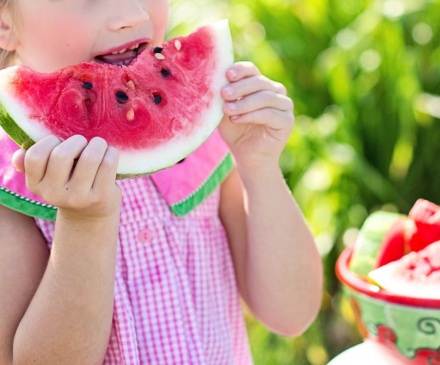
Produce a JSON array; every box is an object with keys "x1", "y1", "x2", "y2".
[
  {"x1": 368, "y1": 240, "x2": 440, "y2": 299},
  {"x1": 0, "y1": 20, "x2": 234, "y2": 179}
]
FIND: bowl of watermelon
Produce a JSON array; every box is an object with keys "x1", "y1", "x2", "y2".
[{"x1": 336, "y1": 199, "x2": 440, "y2": 365}]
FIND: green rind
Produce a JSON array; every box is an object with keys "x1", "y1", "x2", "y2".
[
  {"x1": 170, "y1": 152, "x2": 234, "y2": 216},
  {"x1": 349, "y1": 211, "x2": 405, "y2": 277},
  {"x1": 0, "y1": 101, "x2": 36, "y2": 149},
  {"x1": 0, "y1": 186, "x2": 57, "y2": 221}
]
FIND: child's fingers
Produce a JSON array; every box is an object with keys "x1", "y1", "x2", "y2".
[
  {"x1": 12, "y1": 149, "x2": 26, "y2": 173},
  {"x1": 68, "y1": 137, "x2": 109, "y2": 192},
  {"x1": 227, "y1": 62, "x2": 261, "y2": 82},
  {"x1": 25, "y1": 135, "x2": 62, "y2": 190},
  {"x1": 43, "y1": 135, "x2": 88, "y2": 187},
  {"x1": 223, "y1": 91, "x2": 293, "y2": 117},
  {"x1": 91, "y1": 146, "x2": 119, "y2": 197},
  {"x1": 222, "y1": 75, "x2": 287, "y2": 101},
  {"x1": 230, "y1": 108, "x2": 294, "y2": 130}
]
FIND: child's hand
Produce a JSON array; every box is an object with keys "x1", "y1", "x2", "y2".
[
  {"x1": 219, "y1": 62, "x2": 294, "y2": 173},
  {"x1": 12, "y1": 135, "x2": 122, "y2": 222}
]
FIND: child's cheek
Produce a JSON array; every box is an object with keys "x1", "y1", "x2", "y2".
[{"x1": 18, "y1": 9, "x2": 96, "y2": 72}]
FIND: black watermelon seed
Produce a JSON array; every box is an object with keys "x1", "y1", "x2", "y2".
[
  {"x1": 82, "y1": 82, "x2": 93, "y2": 90},
  {"x1": 177, "y1": 158, "x2": 185, "y2": 164},
  {"x1": 161, "y1": 69, "x2": 171, "y2": 78},
  {"x1": 116, "y1": 91, "x2": 129, "y2": 103},
  {"x1": 153, "y1": 46, "x2": 164, "y2": 54},
  {"x1": 153, "y1": 94, "x2": 163, "y2": 105}
]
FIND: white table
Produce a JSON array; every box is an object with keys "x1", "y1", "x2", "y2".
[{"x1": 327, "y1": 340, "x2": 404, "y2": 365}]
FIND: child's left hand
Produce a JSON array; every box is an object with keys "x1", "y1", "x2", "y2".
[{"x1": 218, "y1": 62, "x2": 294, "y2": 173}]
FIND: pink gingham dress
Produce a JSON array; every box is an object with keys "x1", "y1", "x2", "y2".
[{"x1": 0, "y1": 129, "x2": 254, "y2": 365}]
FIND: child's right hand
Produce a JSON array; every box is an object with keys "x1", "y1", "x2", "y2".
[{"x1": 12, "y1": 134, "x2": 122, "y2": 222}]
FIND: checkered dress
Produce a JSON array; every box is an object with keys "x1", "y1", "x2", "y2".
[{"x1": 34, "y1": 176, "x2": 253, "y2": 365}]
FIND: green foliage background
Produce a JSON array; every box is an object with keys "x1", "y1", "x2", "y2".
[{"x1": 170, "y1": 0, "x2": 440, "y2": 363}]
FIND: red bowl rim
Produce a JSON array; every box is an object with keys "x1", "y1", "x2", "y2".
[{"x1": 336, "y1": 246, "x2": 440, "y2": 309}]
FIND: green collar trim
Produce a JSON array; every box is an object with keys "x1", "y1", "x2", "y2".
[
  {"x1": 0, "y1": 186, "x2": 57, "y2": 221},
  {"x1": 0, "y1": 152, "x2": 234, "y2": 220},
  {"x1": 170, "y1": 152, "x2": 234, "y2": 216}
]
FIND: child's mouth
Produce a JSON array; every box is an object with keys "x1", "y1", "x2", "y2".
[{"x1": 94, "y1": 42, "x2": 149, "y2": 66}]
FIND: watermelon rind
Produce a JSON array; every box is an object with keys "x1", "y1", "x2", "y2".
[
  {"x1": 349, "y1": 211, "x2": 405, "y2": 277},
  {"x1": 0, "y1": 20, "x2": 234, "y2": 179},
  {"x1": 0, "y1": 102, "x2": 35, "y2": 150}
]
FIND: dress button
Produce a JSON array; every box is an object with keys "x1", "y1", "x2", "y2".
[{"x1": 138, "y1": 228, "x2": 153, "y2": 244}]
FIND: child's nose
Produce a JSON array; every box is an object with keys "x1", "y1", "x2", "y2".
[{"x1": 106, "y1": 0, "x2": 150, "y2": 31}]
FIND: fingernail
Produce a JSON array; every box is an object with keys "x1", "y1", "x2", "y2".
[
  {"x1": 227, "y1": 102, "x2": 237, "y2": 111},
  {"x1": 228, "y1": 69, "x2": 237, "y2": 78},
  {"x1": 231, "y1": 115, "x2": 240, "y2": 121},
  {"x1": 223, "y1": 86, "x2": 233, "y2": 97}
]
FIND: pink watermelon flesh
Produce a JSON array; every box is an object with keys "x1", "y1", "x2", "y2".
[
  {"x1": 0, "y1": 21, "x2": 233, "y2": 178},
  {"x1": 407, "y1": 199, "x2": 440, "y2": 252},
  {"x1": 368, "y1": 240, "x2": 440, "y2": 299},
  {"x1": 375, "y1": 217, "x2": 408, "y2": 268}
]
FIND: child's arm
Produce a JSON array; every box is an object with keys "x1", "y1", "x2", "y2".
[
  {"x1": 0, "y1": 135, "x2": 121, "y2": 365},
  {"x1": 0, "y1": 206, "x2": 49, "y2": 365},
  {"x1": 218, "y1": 62, "x2": 323, "y2": 337}
]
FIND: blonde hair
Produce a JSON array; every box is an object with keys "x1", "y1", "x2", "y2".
[{"x1": 0, "y1": 0, "x2": 19, "y2": 69}]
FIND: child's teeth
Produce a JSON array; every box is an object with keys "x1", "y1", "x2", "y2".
[
  {"x1": 111, "y1": 48, "x2": 127, "y2": 55},
  {"x1": 109, "y1": 44, "x2": 140, "y2": 55}
]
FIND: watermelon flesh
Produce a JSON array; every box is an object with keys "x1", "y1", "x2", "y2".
[
  {"x1": 407, "y1": 199, "x2": 440, "y2": 252},
  {"x1": 368, "y1": 240, "x2": 440, "y2": 299},
  {"x1": 375, "y1": 217, "x2": 408, "y2": 267},
  {"x1": 0, "y1": 20, "x2": 234, "y2": 179}
]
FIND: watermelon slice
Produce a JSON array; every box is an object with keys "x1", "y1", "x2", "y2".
[
  {"x1": 407, "y1": 199, "x2": 440, "y2": 252},
  {"x1": 0, "y1": 20, "x2": 234, "y2": 179},
  {"x1": 375, "y1": 217, "x2": 410, "y2": 267},
  {"x1": 368, "y1": 240, "x2": 440, "y2": 299},
  {"x1": 349, "y1": 211, "x2": 407, "y2": 277}
]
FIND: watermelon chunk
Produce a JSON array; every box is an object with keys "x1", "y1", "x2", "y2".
[
  {"x1": 407, "y1": 199, "x2": 440, "y2": 252},
  {"x1": 0, "y1": 20, "x2": 234, "y2": 179},
  {"x1": 349, "y1": 211, "x2": 407, "y2": 277},
  {"x1": 368, "y1": 240, "x2": 440, "y2": 299}
]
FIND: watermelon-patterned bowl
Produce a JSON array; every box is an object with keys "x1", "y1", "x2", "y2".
[{"x1": 336, "y1": 246, "x2": 440, "y2": 365}]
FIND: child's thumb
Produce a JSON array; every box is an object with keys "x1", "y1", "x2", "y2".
[{"x1": 12, "y1": 149, "x2": 26, "y2": 173}]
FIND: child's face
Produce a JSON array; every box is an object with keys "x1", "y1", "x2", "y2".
[{"x1": 12, "y1": 0, "x2": 169, "y2": 73}]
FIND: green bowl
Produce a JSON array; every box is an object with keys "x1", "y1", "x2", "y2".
[{"x1": 336, "y1": 246, "x2": 440, "y2": 364}]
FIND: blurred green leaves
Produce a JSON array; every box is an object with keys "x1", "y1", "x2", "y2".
[{"x1": 170, "y1": 0, "x2": 440, "y2": 363}]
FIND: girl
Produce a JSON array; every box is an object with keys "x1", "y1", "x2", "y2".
[{"x1": 0, "y1": 0, "x2": 323, "y2": 364}]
